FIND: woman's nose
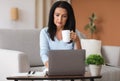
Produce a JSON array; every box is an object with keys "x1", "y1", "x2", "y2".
[{"x1": 58, "y1": 16, "x2": 62, "y2": 21}]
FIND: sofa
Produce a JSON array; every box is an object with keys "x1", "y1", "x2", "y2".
[{"x1": 0, "y1": 29, "x2": 120, "y2": 81}]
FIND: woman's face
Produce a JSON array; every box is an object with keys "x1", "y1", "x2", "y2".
[{"x1": 54, "y1": 7, "x2": 68, "y2": 30}]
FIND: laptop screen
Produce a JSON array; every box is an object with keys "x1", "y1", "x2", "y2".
[{"x1": 48, "y1": 50, "x2": 85, "y2": 76}]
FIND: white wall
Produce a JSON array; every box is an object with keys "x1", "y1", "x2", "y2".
[
  {"x1": 0, "y1": 0, "x2": 35, "y2": 29},
  {"x1": 0, "y1": 0, "x2": 71, "y2": 29},
  {"x1": 36, "y1": 0, "x2": 44, "y2": 28},
  {"x1": 36, "y1": 0, "x2": 51, "y2": 28}
]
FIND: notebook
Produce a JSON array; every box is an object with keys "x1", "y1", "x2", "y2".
[{"x1": 47, "y1": 50, "x2": 85, "y2": 76}]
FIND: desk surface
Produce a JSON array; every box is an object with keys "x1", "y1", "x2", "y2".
[{"x1": 7, "y1": 72, "x2": 102, "y2": 81}]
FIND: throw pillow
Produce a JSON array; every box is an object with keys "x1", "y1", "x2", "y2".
[
  {"x1": 81, "y1": 39, "x2": 102, "y2": 58},
  {"x1": 101, "y1": 46, "x2": 120, "y2": 67}
]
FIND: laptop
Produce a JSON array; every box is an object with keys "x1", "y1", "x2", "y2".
[{"x1": 47, "y1": 50, "x2": 85, "y2": 76}]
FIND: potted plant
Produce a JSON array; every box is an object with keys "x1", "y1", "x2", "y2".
[
  {"x1": 84, "y1": 13, "x2": 97, "y2": 39},
  {"x1": 85, "y1": 54, "x2": 104, "y2": 76},
  {"x1": 81, "y1": 13, "x2": 102, "y2": 58}
]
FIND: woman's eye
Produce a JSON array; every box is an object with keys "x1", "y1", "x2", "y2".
[
  {"x1": 63, "y1": 15, "x2": 67, "y2": 18},
  {"x1": 62, "y1": 15, "x2": 67, "y2": 18},
  {"x1": 56, "y1": 14, "x2": 59, "y2": 17}
]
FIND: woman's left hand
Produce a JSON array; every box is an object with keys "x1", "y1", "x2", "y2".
[
  {"x1": 70, "y1": 31, "x2": 81, "y2": 49},
  {"x1": 70, "y1": 31, "x2": 79, "y2": 42}
]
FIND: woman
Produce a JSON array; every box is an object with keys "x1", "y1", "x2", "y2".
[{"x1": 40, "y1": 1, "x2": 81, "y2": 68}]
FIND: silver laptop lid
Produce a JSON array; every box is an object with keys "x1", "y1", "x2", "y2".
[{"x1": 48, "y1": 50, "x2": 85, "y2": 76}]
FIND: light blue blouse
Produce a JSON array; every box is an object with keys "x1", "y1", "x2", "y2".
[{"x1": 40, "y1": 27, "x2": 74, "y2": 64}]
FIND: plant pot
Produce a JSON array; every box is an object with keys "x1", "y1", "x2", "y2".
[
  {"x1": 81, "y1": 39, "x2": 102, "y2": 58},
  {"x1": 89, "y1": 65, "x2": 102, "y2": 76}
]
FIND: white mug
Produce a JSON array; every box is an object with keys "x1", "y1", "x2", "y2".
[{"x1": 62, "y1": 30, "x2": 71, "y2": 42}]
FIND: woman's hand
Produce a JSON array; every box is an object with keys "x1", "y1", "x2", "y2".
[
  {"x1": 45, "y1": 61, "x2": 49, "y2": 68},
  {"x1": 70, "y1": 31, "x2": 81, "y2": 49},
  {"x1": 70, "y1": 31, "x2": 79, "y2": 42}
]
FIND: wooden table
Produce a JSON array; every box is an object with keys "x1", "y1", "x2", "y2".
[{"x1": 7, "y1": 72, "x2": 102, "y2": 81}]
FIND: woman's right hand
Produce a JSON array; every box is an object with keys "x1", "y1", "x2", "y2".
[{"x1": 45, "y1": 61, "x2": 49, "y2": 68}]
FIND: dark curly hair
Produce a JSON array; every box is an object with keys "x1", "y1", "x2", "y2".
[{"x1": 48, "y1": 1, "x2": 76, "y2": 41}]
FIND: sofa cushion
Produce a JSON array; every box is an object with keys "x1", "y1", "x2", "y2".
[
  {"x1": 100, "y1": 65, "x2": 120, "y2": 81},
  {"x1": 102, "y1": 46, "x2": 120, "y2": 67},
  {"x1": 81, "y1": 39, "x2": 102, "y2": 58},
  {"x1": 0, "y1": 29, "x2": 43, "y2": 66}
]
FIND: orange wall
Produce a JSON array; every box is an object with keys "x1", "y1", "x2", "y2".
[{"x1": 71, "y1": 0, "x2": 120, "y2": 46}]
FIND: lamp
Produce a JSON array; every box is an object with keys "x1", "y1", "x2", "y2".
[{"x1": 11, "y1": 7, "x2": 19, "y2": 21}]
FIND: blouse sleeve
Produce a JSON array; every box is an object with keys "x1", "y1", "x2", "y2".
[{"x1": 39, "y1": 28, "x2": 50, "y2": 64}]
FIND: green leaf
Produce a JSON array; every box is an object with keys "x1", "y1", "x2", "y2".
[
  {"x1": 84, "y1": 24, "x2": 90, "y2": 30},
  {"x1": 85, "y1": 54, "x2": 104, "y2": 65}
]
